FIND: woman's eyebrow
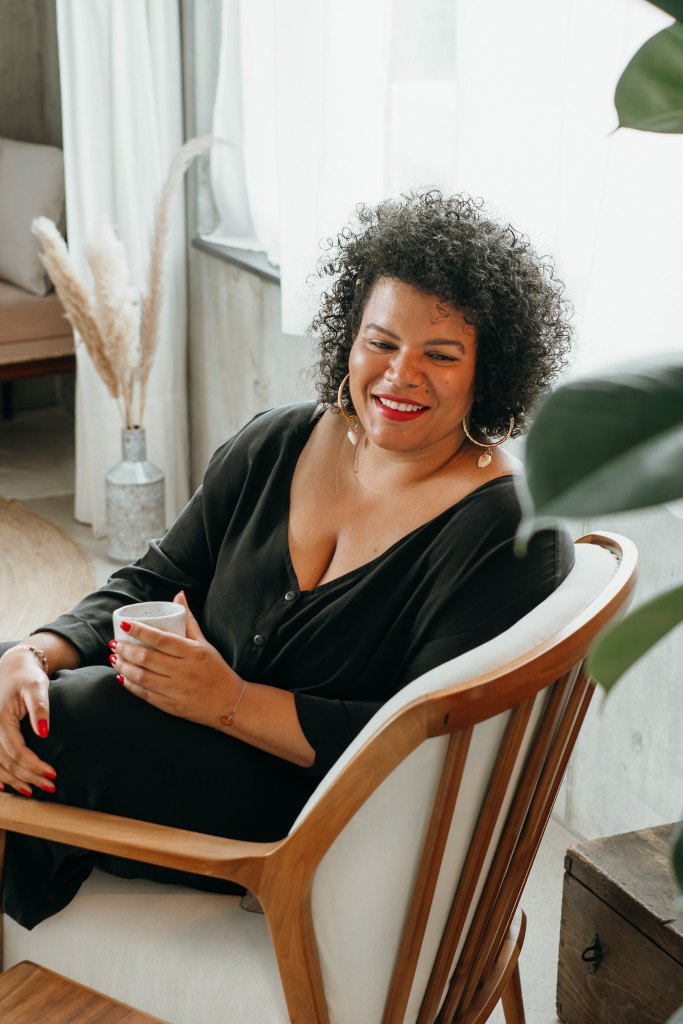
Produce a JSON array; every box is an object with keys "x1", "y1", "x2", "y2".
[
  {"x1": 365, "y1": 321, "x2": 400, "y2": 339},
  {"x1": 364, "y1": 322, "x2": 466, "y2": 352},
  {"x1": 424, "y1": 338, "x2": 466, "y2": 352}
]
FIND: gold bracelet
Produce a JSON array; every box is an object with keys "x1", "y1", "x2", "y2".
[
  {"x1": 0, "y1": 643, "x2": 49, "y2": 676},
  {"x1": 220, "y1": 679, "x2": 247, "y2": 728}
]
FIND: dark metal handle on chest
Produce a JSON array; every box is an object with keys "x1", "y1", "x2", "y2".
[{"x1": 581, "y1": 932, "x2": 604, "y2": 972}]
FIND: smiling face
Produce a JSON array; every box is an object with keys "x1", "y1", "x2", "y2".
[{"x1": 347, "y1": 277, "x2": 477, "y2": 455}]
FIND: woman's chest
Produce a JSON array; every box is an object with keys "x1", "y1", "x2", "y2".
[{"x1": 288, "y1": 467, "x2": 464, "y2": 591}]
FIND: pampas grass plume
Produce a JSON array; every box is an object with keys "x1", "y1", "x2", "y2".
[
  {"x1": 31, "y1": 216, "x2": 120, "y2": 402},
  {"x1": 32, "y1": 135, "x2": 224, "y2": 430},
  {"x1": 138, "y1": 134, "x2": 221, "y2": 425},
  {"x1": 86, "y1": 219, "x2": 139, "y2": 427}
]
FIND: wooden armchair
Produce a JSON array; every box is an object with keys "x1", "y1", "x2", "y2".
[{"x1": 0, "y1": 532, "x2": 637, "y2": 1024}]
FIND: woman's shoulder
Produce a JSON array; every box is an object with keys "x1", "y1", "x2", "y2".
[
  {"x1": 436, "y1": 474, "x2": 574, "y2": 586},
  {"x1": 206, "y1": 402, "x2": 320, "y2": 467},
  {"x1": 235, "y1": 401, "x2": 322, "y2": 442},
  {"x1": 194, "y1": 402, "x2": 322, "y2": 517},
  {"x1": 447, "y1": 473, "x2": 520, "y2": 526}
]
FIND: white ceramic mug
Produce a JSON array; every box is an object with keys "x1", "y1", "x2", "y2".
[{"x1": 112, "y1": 600, "x2": 186, "y2": 646}]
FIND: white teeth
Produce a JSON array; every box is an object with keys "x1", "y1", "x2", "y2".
[{"x1": 378, "y1": 396, "x2": 426, "y2": 412}]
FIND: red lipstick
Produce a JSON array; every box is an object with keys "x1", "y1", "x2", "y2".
[{"x1": 372, "y1": 394, "x2": 428, "y2": 422}]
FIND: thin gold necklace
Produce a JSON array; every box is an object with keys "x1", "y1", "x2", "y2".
[
  {"x1": 352, "y1": 433, "x2": 368, "y2": 476},
  {"x1": 352, "y1": 434, "x2": 474, "y2": 489}
]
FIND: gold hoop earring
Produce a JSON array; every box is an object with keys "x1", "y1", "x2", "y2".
[
  {"x1": 462, "y1": 414, "x2": 514, "y2": 469},
  {"x1": 337, "y1": 373, "x2": 361, "y2": 446}
]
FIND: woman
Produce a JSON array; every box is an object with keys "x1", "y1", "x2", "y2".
[{"x1": 0, "y1": 191, "x2": 573, "y2": 929}]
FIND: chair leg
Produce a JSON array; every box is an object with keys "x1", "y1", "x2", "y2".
[{"x1": 500, "y1": 962, "x2": 525, "y2": 1024}]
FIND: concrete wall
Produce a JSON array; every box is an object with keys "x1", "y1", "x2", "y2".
[
  {"x1": 186, "y1": 249, "x2": 312, "y2": 487},
  {"x1": 0, "y1": 0, "x2": 61, "y2": 146},
  {"x1": 181, "y1": 0, "x2": 311, "y2": 488},
  {"x1": 557, "y1": 504, "x2": 683, "y2": 838}
]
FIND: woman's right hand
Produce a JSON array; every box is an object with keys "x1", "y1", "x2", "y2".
[{"x1": 0, "y1": 650, "x2": 56, "y2": 796}]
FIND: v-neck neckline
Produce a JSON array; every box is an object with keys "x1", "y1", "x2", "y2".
[{"x1": 282, "y1": 405, "x2": 514, "y2": 595}]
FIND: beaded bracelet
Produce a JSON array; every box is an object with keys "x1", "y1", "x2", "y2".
[
  {"x1": 220, "y1": 679, "x2": 247, "y2": 728},
  {"x1": 0, "y1": 643, "x2": 49, "y2": 676}
]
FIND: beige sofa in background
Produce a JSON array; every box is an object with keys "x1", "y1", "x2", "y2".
[
  {"x1": 0, "y1": 135, "x2": 73, "y2": 419},
  {"x1": 0, "y1": 280, "x2": 74, "y2": 419}
]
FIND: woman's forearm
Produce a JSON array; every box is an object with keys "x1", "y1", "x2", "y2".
[
  {"x1": 21, "y1": 632, "x2": 81, "y2": 676},
  {"x1": 109, "y1": 607, "x2": 316, "y2": 769},
  {"x1": 217, "y1": 680, "x2": 315, "y2": 769}
]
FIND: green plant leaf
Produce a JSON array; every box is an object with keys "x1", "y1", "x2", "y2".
[
  {"x1": 647, "y1": 0, "x2": 683, "y2": 22},
  {"x1": 587, "y1": 584, "x2": 683, "y2": 694},
  {"x1": 616, "y1": 21, "x2": 683, "y2": 132},
  {"x1": 523, "y1": 355, "x2": 683, "y2": 518},
  {"x1": 673, "y1": 821, "x2": 683, "y2": 896}
]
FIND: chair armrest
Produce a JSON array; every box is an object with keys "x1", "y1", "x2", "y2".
[{"x1": 0, "y1": 793, "x2": 277, "y2": 891}]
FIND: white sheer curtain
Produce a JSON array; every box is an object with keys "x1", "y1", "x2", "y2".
[
  {"x1": 56, "y1": 0, "x2": 190, "y2": 535},
  {"x1": 208, "y1": 0, "x2": 458, "y2": 334},
  {"x1": 449, "y1": 0, "x2": 683, "y2": 375},
  {"x1": 208, "y1": 0, "x2": 683, "y2": 365}
]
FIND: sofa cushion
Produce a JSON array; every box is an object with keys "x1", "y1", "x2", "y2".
[
  {"x1": 0, "y1": 137, "x2": 65, "y2": 295},
  {"x1": 0, "y1": 280, "x2": 72, "y2": 365}
]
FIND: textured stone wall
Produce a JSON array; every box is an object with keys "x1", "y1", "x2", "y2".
[
  {"x1": 557, "y1": 505, "x2": 683, "y2": 839},
  {"x1": 0, "y1": 0, "x2": 61, "y2": 146},
  {"x1": 181, "y1": 0, "x2": 310, "y2": 488},
  {"x1": 186, "y1": 248, "x2": 311, "y2": 488}
]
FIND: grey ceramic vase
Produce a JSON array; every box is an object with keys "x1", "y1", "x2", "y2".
[{"x1": 105, "y1": 427, "x2": 165, "y2": 562}]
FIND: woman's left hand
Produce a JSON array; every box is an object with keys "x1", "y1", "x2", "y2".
[{"x1": 110, "y1": 592, "x2": 240, "y2": 729}]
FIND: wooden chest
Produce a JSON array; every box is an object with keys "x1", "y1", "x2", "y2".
[{"x1": 557, "y1": 823, "x2": 683, "y2": 1024}]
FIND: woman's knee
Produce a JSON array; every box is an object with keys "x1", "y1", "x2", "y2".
[{"x1": 21, "y1": 665, "x2": 149, "y2": 773}]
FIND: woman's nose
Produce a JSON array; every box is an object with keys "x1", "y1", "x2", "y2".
[{"x1": 385, "y1": 349, "x2": 422, "y2": 387}]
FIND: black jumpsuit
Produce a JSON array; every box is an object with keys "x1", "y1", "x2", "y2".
[{"x1": 2, "y1": 403, "x2": 573, "y2": 928}]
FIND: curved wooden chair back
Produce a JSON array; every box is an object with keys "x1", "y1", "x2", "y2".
[{"x1": 262, "y1": 531, "x2": 637, "y2": 1023}]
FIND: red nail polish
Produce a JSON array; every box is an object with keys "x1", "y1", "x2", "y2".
[
  {"x1": 116, "y1": 674, "x2": 125, "y2": 684},
  {"x1": 120, "y1": 621, "x2": 132, "y2": 633},
  {"x1": 109, "y1": 653, "x2": 118, "y2": 666},
  {"x1": 19, "y1": 787, "x2": 31, "y2": 797},
  {"x1": 41, "y1": 782, "x2": 56, "y2": 793},
  {"x1": 108, "y1": 640, "x2": 118, "y2": 650},
  {"x1": 37, "y1": 720, "x2": 49, "y2": 738},
  {"x1": 43, "y1": 770, "x2": 57, "y2": 780}
]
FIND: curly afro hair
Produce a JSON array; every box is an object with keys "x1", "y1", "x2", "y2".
[{"x1": 310, "y1": 190, "x2": 572, "y2": 437}]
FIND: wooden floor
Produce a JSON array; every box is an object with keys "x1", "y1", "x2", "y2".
[{"x1": 0, "y1": 961, "x2": 167, "y2": 1024}]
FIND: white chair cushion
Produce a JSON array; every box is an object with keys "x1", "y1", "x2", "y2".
[
  {"x1": 4, "y1": 870, "x2": 289, "y2": 1024},
  {"x1": 0, "y1": 137, "x2": 65, "y2": 295}
]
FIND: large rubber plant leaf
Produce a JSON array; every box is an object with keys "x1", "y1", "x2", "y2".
[
  {"x1": 522, "y1": 355, "x2": 683, "y2": 520},
  {"x1": 646, "y1": 1, "x2": 683, "y2": 22},
  {"x1": 615, "y1": 20, "x2": 683, "y2": 132},
  {"x1": 587, "y1": 584, "x2": 683, "y2": 694}
]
